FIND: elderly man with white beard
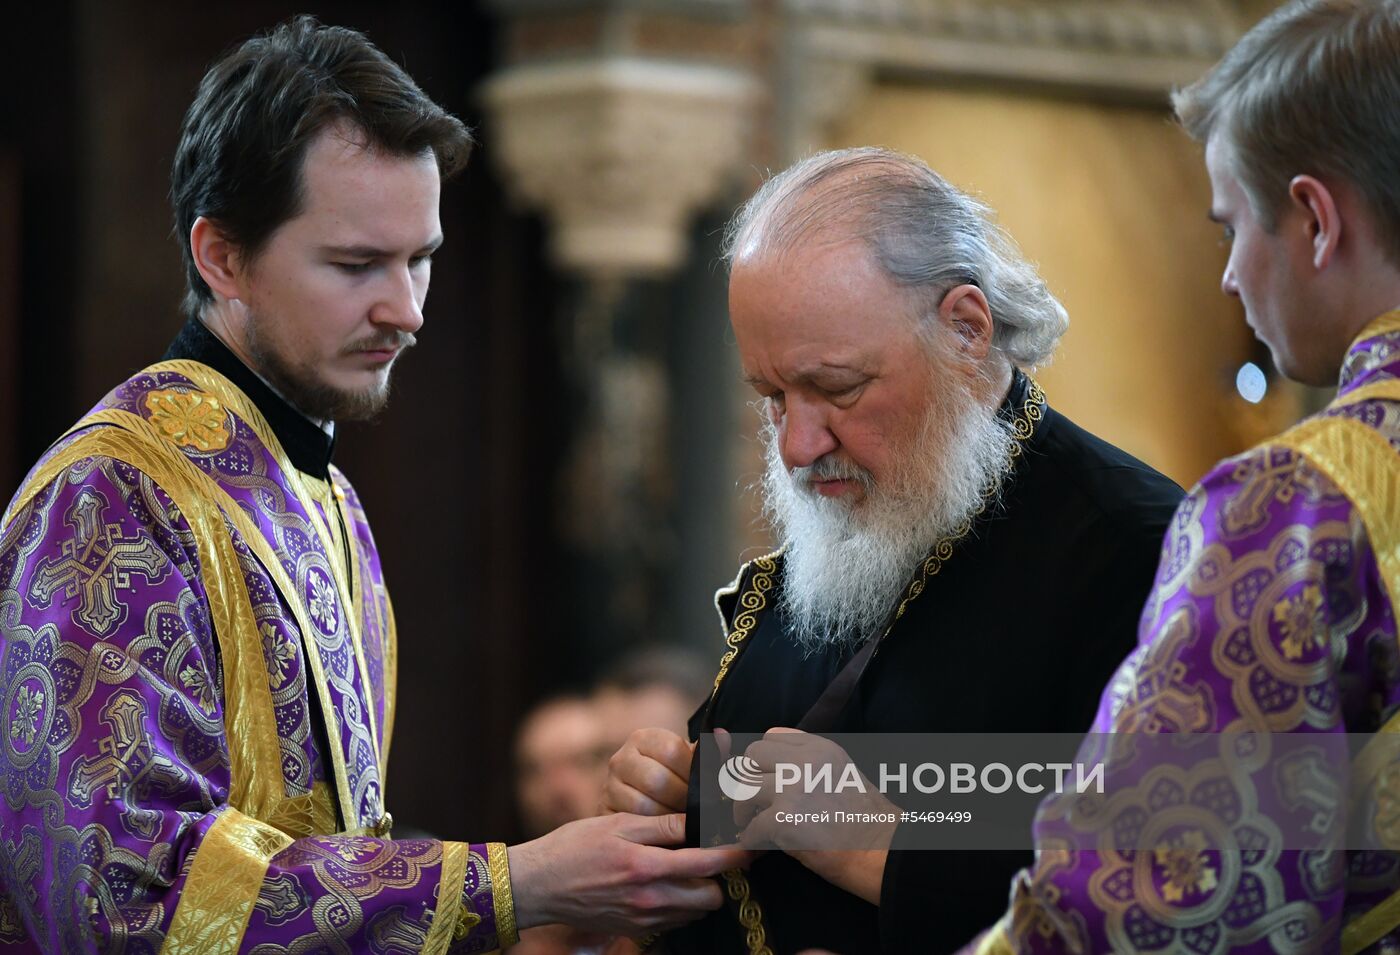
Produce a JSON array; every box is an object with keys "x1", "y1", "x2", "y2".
[{"x1": 603, "y1": 147, "x2": 1184, "y2": 954}]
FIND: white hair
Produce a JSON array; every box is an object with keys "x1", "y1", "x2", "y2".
[
  {"x1": 724, "y1": 147, "x2": 1068, "y2": 368},
  {"x1": 760, "y1": 337, "x2": 1017, "y2": 652}
]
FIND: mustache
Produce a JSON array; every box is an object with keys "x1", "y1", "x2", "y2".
[
  {"x1": 791, "y1": 454, "x2": 874, "y2": 492},
  {"x1": 345, "y1": 331, "x2": 417, "y2": 354}
]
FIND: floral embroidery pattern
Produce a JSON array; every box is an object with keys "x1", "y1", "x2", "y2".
[
  {"x1": 262, "y1": 623, "x2": 297, "y2": 684},
  {"x1": 144, "y1": 388, "x2": 230, "y2": 452},
  {"x1": 331, "y1": 837, "x2": 379, "y2": 863},
  {"x1": 1274, "y1": 584, "x2": 1327, "y2": 660},
  {"x1": 179, "y1": 664, "x2": 216, "y2": 716},
  {"x1": 10, "y1": 685, "x2": 44, "y2": 746},
  {"x1": 308, "y1": 572, "x2": 337, "y2": 635},
  {"x1": 1153, "y1": 830, "x2": 1218, "y2": 903}
]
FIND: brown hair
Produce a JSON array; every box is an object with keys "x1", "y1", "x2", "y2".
[
  {"x1": 1173, "y1": 0, "x2": 1400, "y2": 263},
  {"x1": 171, "y1": 15, "x2": 474, "y2": 318}
]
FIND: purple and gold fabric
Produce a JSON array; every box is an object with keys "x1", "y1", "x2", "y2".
[
  {"x1": 970, "y1": 311, "x2": 1400, "y2": 954},
  {"x1": 0, "y1": 360, "x2": 514, "y2": 953}
]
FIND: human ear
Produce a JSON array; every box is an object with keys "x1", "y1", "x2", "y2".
[
  {"x1": 1288, "y1": 175, "x2": 1340, "y2": 270},
  {"x1": 189, "y1": 216, "x2": 247, "y2": 301},
  {"x1": 937, "y1": 284, "x2": 995, "y2": 360}
]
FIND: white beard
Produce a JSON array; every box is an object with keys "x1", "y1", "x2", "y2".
[{"x1": 760, "y1": 368, "x2": 1016, "y2": 654}]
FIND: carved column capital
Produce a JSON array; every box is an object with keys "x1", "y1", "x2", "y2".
[{"x1": 482, "y1": 56, "x2": 756, "y2": 276}]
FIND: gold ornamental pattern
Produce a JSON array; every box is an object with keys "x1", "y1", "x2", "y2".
[{"x1": 143, "y1": 388, "x2": 231, "y2": 453}]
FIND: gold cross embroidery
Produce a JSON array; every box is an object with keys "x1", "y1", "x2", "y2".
[
  {"x1": 29, "y1": 488, "x2": 169, "y2": 636},
  {"x1": 69, "y1": 691, "x2": 185, "y2": 840}
]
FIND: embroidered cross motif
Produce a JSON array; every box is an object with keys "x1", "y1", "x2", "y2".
[
  {"x1": 1222, "y1": 450, "x2": 1300, "y2": 537},
  {"x1": 1111, "y1": 609, "x2": 1214, "y2": 734},
  {"x1": 69, "y1": 691, "x2": 184, "y2": 838},
  {"x1": 29, "y1": 489, "x2": 168, "y2": 636}
]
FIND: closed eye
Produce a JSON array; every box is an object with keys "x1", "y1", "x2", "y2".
[
  {"x1": 335, "y1": 261, "x2": 373, "y2": 275},
  {"x1": 820, "y1": 380, "x2": 868, "y2": 403}
]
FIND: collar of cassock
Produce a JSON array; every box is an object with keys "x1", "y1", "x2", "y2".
[
  {"x1": 999, "y1": 365, "x2": 1035, "y2": 426},
  {"x1": 161, "y1": 316, "x2": 336, "y2": 479}
]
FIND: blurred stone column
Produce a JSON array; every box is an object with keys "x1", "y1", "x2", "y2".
[{"x1": 481, "y1": 1, "x2": 758, "y2": 663}]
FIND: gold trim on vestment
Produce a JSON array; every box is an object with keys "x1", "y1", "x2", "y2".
[
  {"x1": 723, "y1": 869, "x2": 774, "y2": 955},
  {"x1": 702, "y1": 378, "x2": 1047, "y2": 955},
  {"x1": 1352, "y1": 309, "x2": 1400, "y2": 346},
  {"x1": 262, "y1": 782, "x2": 339, "y2": 841},
  {"x1": 709, "y1": 553, "x2": 782, "y2": 700},
  {"x1": 1330, "y1": 379, "x2": 1400, "y2": 412},
  {"x1": 160, "y1": 807, "x2": 293, "y2": 954},
  {"x1": 422, "y1": 841, "x2": 469, "y2": 955},
  {"x1": 487, "y1": 842, "x2": 519, "y2": 948},
  {"x1": 382, "y1": 590, "x2": 398, "y2": 779},
  {"x1": 158, "y1": 360, "x2": 384, "y2": 788},
  {"x1": 3, "y1": 424, "x2": 290, "y2": 823},
  {"x1": 1271, "y1": 404, "x2": 1400, "y2": 955},
  {"x1": 705, "y1": 550, "x2": 778, "y2": 955},
  {"x1": 1274, "y1": 413, "x2": 1400, "y2": 660},
  {"x1": 61, "y1": 406, "x2": 360, "y2": 830},
  {"x1": 973, "y1": 918, "x2": 1016, "y2": 955}
]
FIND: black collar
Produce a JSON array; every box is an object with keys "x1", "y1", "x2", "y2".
[
  {"x1": 999, "y1": 366, "x2": 1032, "y2": 423},
  {"x1": 161, "y1": 317, "x2": 336, "y2": 479}
]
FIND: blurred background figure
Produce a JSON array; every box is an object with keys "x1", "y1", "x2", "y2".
[
  {"x1": 514, "y1": 693, "x2": 611, "y2": 839},
  {"x1": 593, "y1": 646, "x2": 713, "y2": 753}
]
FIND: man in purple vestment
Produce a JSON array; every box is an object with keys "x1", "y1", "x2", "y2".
[
  {"x1": 0, "y1": 17, "x2": 741, "y2": 954},
  {"x1": 946, "y1": 1, "x2": 1400, "y2": 952}
]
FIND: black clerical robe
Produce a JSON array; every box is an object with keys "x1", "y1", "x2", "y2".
[{"x1": 670, "y1": 371, "x2": 1184, "y2": 955}]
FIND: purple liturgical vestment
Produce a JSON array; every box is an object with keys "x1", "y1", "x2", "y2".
[
  {"x1": 963, "y1": 311, "x2": 1400, "y2": 954},
  {"x1": 0, "y1": 356, "x2": 515, "y2": 953}
]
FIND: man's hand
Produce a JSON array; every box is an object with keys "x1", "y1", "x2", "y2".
[
  {"x1": 603, "y1": 728, "x2": 693, "y2": 816},
  {"x1": 734, "y1": 728, "x2": 895, "y2": 906},
  {"x1": 508, "y1": 812, "x2": 747, "y2": 935}
]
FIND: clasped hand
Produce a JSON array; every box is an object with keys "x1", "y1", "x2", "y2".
[{"x1": 603, "y1": 727, "x2": 895, "y2": 906}]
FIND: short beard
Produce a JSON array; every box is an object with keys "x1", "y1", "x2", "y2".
[
  {"x1": 244, "y1": 308, "x2": 413, "y2": 423},
  {"x1": 760, "y1": 357, "x2": 1016, "y2": 654}
]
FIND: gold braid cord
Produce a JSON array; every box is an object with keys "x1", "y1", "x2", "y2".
[{"x1": 706, "y1": 379, "x2": 1046, "y2": 955}]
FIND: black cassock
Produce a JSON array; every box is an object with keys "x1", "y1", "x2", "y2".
[{"x1": 667, "y1": 371, "x2": 1184, "y2": 955}]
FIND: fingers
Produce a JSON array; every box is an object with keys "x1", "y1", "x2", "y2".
[
  {"x1": 625, "y1": 878, "x2": 727, "y2": 933},
  {"x1": 635, "y1": 728, "x2": 695, "y2": 779},
  {"x1": 603, "y1": 777, "x2": 679, "y2": 817},
  {"x1": 715, "y1": 727, "x2": 732, "y2": 762},
  {"x1": 627, "y1": 753, "x2": 690, "y2": 811},
  {"x1": 606, "y1": 730, "x2": 692, "y2": 814},
  {"x1": 744, "y1": 733, "x2": 817, "y2": 770},
  {"x1": 738, "y1": 810, "x2": 783, "y2": 851},
  {"x1": 650, "y1": 844, "x2": 754, "y2": 879},
  {"x1": 655, "y1": 876, "x2": 727, "y2": 913},
  {"x1": 613, "y1": 811, "x2": 688, "y2": 847}
]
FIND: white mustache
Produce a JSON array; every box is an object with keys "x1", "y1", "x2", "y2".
[{"x1": 792, "y1": 455, "x2": 874, "y2": 492}]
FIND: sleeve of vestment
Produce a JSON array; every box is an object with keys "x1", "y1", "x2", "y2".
[
  {"x1": 0, "y1": 454, "x2": 516, "y2": 954},
  {"x1": 956, "y1": 441, "x2": 1399, "y2": 955}
]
